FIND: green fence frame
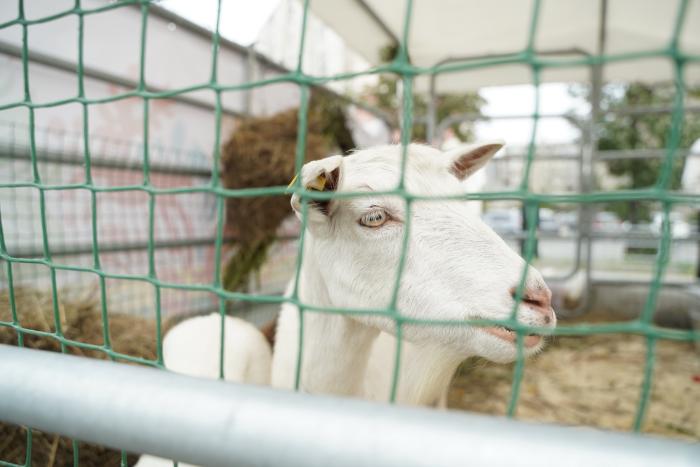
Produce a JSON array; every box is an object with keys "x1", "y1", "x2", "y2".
[{"x1": 1, "y1": 0, "x2": 699, "y2": 466}]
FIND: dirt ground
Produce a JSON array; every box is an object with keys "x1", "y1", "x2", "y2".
[
  {"x1": 448, "y1": 333, "x2": 699, "y2": 441},
  {"x1": 0, "y1": 288, "x2": 157, "y2": 467}
]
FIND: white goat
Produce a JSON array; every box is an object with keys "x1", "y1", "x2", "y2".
[
  {"x1": 137, "y1": 142, "x2": 557, "y2": 465},
  {"x1": 135, "y1": 314, "x2": 272, "y2": 467},
  {"x1": 161, "y1": 313, "x2": 272, "y2": 384},
  {"x1": 272, "y1": 142, "x2": 557, "y2": 403}
]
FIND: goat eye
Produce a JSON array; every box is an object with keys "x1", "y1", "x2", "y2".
[{"x1": 360, "y1": 209, "x2": 387, "y2": 227}]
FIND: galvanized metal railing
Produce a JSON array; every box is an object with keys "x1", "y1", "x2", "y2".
[{"x1": 1, "y1": 344, "x2": 698, "y2": 467}]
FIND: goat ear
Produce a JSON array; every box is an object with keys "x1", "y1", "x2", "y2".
[
  {"x1": 444, "y1": 140, "x2": 504, "y2": 180},
  {"x1": 290, "y1": 155, "x2": 343, "y2": 218}
]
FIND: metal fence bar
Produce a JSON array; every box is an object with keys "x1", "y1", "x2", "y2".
[
  {"x1": 1, "y1": 344, "x2": 698, "y2": 467},
  {"x1": 0, "y1": 145, "x2": 212, "y2": 177},
  {"x1": 489, "y1": 149, "x2": 700, "y2": 162},
  {"x1": 6, "y1": 139, "x2": 699, "y2": 172},
  {"x1": 0, "y1": 5, "x2": 394, "y2": 127},
  {"x1": 5, "y1": 236, "x2": 237, "y2": 259},
  {"x1": 13, "y1": 229, "x2": 699, "y2": 260},
  {"x1": 430, "y1": 105, "x2": 700, "y2": 145},
  {"x1": 0, "y1": 40, "x2": 243, "y2": 118}
]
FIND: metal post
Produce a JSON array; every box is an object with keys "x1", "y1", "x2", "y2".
[
  {"x1": 567, "y1": 0, "x2": 608, "y2": 317},
  {"x1": 427, "y1": 75, "x2": 437, "y2": 144},
  {"x1": 244, "y1": 44, "x2": 258, "y2": 116},
  {"x1": 1, "y1": 345, "x2": 698, "y2": 467},
  {"x1": 696, "y1": 212, "x2": 700, "y2": 279}
]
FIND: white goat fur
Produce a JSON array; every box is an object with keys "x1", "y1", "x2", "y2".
[
  {"x1": 135, "y1": 314, "x2": 272, "y2": 467},
  {"x1": 138, "y1": 142, "x2": 557, "y2": 466},
  {"x1": 162, "y1": 313, "x2": 271, "y2": 384},
  {"x1": 271, "y1": 142, "x2": 556, "y2": 404}
]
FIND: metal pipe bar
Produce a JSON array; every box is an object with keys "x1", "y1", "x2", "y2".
[
  {"x1": 0, "y1": 41, "x2": 243, "y2": 118},
  {"x1": 0, "y1": 119, "x2": 204, "y2": 155},
  {"x1": 430, "y1": 105, "x2": 700, "y2": 146},
  {"x1": 352, "y1": 0, "x2": 401, "y2": 49},
  {"x1": 418, "y1": 103, "x2": 700, "y2": 127},
  {"x1": 424, "y1": 111, "x2": 585, "y2": 127},
  {"x1": 1, "y1": 345, "x2": 698, "y2": 467},
  {"x1": 498, "y1": 231, "x2": 700, "y2": 242},
  {"x1": 427, "y1": 47, "x2": 591, "y2": 144},
  {"x1": 0, "y1": 145, "x2": 213, "y2": 177},
  {"x1": 425, "y1": 47, "x2": 599, "y2": 142},
  {"x1": 46, "y1": 274, "x2": 688, "y2": 307},
  {"x1": 0, "y1": 120, "x2": 214, "y2": 176},
  {"x1": 5, "y1": 236, "x2": 236, "y2": 259},
  {"x1": 486, "y1": 149, "x2": 700, "y2": 162},
  {"x1": 17, "y1": 132, "x2": 700, "y2": 171},
  {"x1": 589, "y1": 278, "x2": 697, "y2": 287},
  {"x1": 146, "y1": 4, "x2": 394, "y2": 127},
  {"x1": 429, "y1": 47, "x2": 593, "y2": 72},
  {"x1": 604, "y1": 103, "x2": 700, "y2": 116},
  {"x1": 4, "y1": 235, "x2": 299, "y2": 259},
  {"x1": 595, "y1": 149, "x2": 700, "y2": 161},
  {"x1": 0, "y1": 14, "x2": 393, "y2": 128},
  {"x1": 16, "y1": 134, "x2": 698, "y2": 170},
  {"x1": 426, "y1": 72, "x2": 437, "y2": 144},
  {"x1": 22, "y1": 143, "x2": 686, "y2": 168},
  {"x1": 146, "y1": 4, "x2": 288, "y2": 75}
]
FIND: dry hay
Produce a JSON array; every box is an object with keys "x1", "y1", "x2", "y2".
[
  {"x1": 219, "y1": 107, "x2": 329, "y2": 293},
  {"x1": 448, "y1": 332, "x2": 699, "y2": 441},
  {"x1": 0, "y1": 288, "x2": 157, "y2": 467},
  {"x1": 220, "y1": 105, "x2": 331, "y2": 248},
  {"x1": 219, "y1": 97, "x2": 355, "y2": 292}
]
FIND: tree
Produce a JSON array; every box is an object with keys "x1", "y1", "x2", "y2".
[
  {"x1": 573, "y1": 83, "x2": 700, "y2": 222},
  {"x1": 360, "y1": 45, "x2": 484, "y2": 142}
]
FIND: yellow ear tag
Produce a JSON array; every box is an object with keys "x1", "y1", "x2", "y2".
[
  {"x1": 287, "y1": 174, "x2": 298, "y2": 189},
  {"x1": 306, "y1": 173, "x2": 327, "y2": 191}
]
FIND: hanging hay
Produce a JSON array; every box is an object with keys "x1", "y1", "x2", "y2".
[
  {"x1": 220, "y1": 108, "x2": 326, "y2": 292},
  {"x1": 0, "y1": 287, "x2": 158, "y2": 467},
  {"x1": 219, "y1": 95, "x2": 356, "y2": 292},
  {"x1": 448, "y1": 332, "x2": 700, "y2": 441},
  {"x1": 221, "y1": 105, "x2": 329, "y2": 248}
]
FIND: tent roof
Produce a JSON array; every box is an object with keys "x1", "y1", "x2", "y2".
[{"x1": 311, "y1": 0, "x2": 700, "y2": 91}]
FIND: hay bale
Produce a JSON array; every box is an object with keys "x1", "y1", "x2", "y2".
[
  {"x1": 219, "y1": 107, "x2": 327, "y2": 293},
  {"x1": 0, "y1": 288, "x2": 157, "y2": 466},
  {"x1": 0, "y1": 288, "x2": 157, "y2": 359},
  {"x1": 220, "y1": 106, "x2": 331, "y2": 247},
  {"x1": 220, "y1": 100, "x2": 351, "y2": 292}
]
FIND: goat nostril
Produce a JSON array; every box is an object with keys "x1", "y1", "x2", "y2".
[
  {"x1": 523, "y1": 296, "x2": 545, "y2": 309},
  {"x1": 511, "y1": 286, "x2": 553, "y2": 316}
]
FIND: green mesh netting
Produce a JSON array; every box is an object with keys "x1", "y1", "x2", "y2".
[{"x1": 0, "y1": 0, "x2": 699, "y2": 466}]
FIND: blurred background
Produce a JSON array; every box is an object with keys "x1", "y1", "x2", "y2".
[
  {"x1": 1, "y1": 0, "x2": 698, "y2": 320},
  {"x1": 0, "y1": 1, "x2": 699, "y2": 456}
]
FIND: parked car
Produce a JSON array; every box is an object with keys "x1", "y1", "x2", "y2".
[
  {"x1": 555, "y1": 211, "x2": 578, "y2": 235},
  {"x1": 538, "y1": 208, "x2": 561, "y2": 234},
  {"x1": 482, "y1": 209, "x2": 522, "y2": 235},
  {"x1": 651, "y1": 212, "x2": 692, "y2": 238},
  {"x1": 623, "y1": 222, "x2": 658, "y2": 254},
  {"x1": 622, "y1": 222, "x2": 655, "y2": 235},
  {"x1": 592, "y1": 211, "x2": 623, "y2": 233}
]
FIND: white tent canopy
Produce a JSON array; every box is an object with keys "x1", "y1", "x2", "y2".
[{"x1": 311, "y1": 0, "x2": 700, "y2": 91}]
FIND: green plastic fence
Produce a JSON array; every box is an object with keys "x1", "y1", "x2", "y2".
[{"x1": 0, "y1": 0, "x2": 699, "y2": 466}]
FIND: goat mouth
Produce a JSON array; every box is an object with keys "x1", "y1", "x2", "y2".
[{"x1": 482, "y1": 326, "x2": 542, "y2": 348}]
